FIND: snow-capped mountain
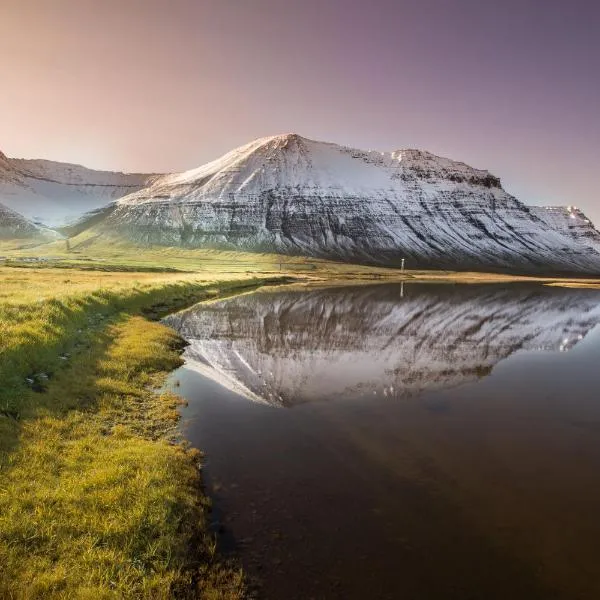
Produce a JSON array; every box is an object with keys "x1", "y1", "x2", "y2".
[
  {"x1": 0, "y1": 202, "x2": 60, "y2": 241},
  {"x1": 165, "y1": 283, "x2": 600, "y2": 407},
  {"x1": 0, "y1": 149, "x2": 159, "y2": 227},
  {"x1": 97, "y1": 134, "x2": 600, "y2": 274}
]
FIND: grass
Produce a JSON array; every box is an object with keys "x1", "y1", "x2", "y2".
[
  {"x1": 0, "y1": 266, "x2": 292, "y2": 599},
  {"x1": 0, "y1": 231, "x2": 406, "y2": 277},
  {"x1": 4, "y1": 232, "x2": 600, "y2": 286}
]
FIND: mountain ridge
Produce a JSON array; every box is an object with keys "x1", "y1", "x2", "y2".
[{"x1": 0, "y1": 150, "x2": 161, "y2": 227}]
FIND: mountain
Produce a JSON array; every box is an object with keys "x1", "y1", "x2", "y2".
[
  {"x1": 164, "y1": 283, "x2": 600, "y2": 407},
  {"x1": 0, "y1": 149, "x2": 159, "y2": 227},
  {"x1": 93, "y1": 134, "x2": 600, "y2": 274},
  {"x1": 0, "y1": 202, "x2": 60, "y2": 242},
  {"x1": 529, "y1": 205, "x2": 600, "y2": 253}
]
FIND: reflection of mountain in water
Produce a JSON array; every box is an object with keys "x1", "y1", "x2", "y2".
[{"x1": 164, "y1": 284, "x2": 600, "y2": 407}]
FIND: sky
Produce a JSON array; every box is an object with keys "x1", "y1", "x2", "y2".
[{"x1": 0, "y1": 0, "x2": 598, "y2": 219}]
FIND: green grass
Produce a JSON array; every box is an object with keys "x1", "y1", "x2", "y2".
[
  {"x1": 5, "y1": 232, "x2": 600, "y2": 287},
  {"x1": 0, "y1": 267, "x2": 291, "y2": 599},
  {"x1": 0, "y1": 230, "x2": 404, "y2": 277}
]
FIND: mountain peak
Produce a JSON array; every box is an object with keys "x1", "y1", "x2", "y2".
[
  {"x1": 389, "y1": 148, "x2": 500, "y2": 185},
  {"x1": 272, "y1": 132, "x2": 304, "y2": 143},
  {"x1": 124, "y1": 133, "x2": 509, "y2": 203},
  {"x1": 240, "y1": 132, "x2": 308, "y2": 153}
]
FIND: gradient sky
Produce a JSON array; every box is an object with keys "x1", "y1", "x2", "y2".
[{"x1": 1, "y1": 0, "x2": 598, "y2": 219}]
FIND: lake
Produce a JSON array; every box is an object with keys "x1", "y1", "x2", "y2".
[{"x1": 164, "y1": 282, "x2": 600, "y2": 600}]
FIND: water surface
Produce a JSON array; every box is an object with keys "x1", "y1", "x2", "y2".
[{"x1": 165, "y1": 283, "x2": 600, "y2": 599}]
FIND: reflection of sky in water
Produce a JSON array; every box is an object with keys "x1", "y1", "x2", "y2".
[{"x1": 165, "y1": 283, "x2": 600, "y2": 407}]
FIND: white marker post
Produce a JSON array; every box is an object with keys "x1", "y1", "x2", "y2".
[{"x1": 401, "y1": 258, "x2": 405, "y2": 273}]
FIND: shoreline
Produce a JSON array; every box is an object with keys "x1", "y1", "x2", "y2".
[{"x1": 0, "y1": 273, "x2": 293, "y2": 599}]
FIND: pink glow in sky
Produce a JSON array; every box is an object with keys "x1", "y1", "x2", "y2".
[{"x1": 0, "y1": 0, "x2": 598, "y2": 219}]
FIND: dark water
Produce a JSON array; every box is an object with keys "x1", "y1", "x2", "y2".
[{"x1": 164, "y1": 283, "x2": 600, "y2": 600}]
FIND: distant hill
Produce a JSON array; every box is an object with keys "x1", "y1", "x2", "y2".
[
  {"x1": 0, "y1": 149, "x2": 160, "y2": 227},
  {"x1": 0, "y1": 202, "x2": 60, "y2": 242}
]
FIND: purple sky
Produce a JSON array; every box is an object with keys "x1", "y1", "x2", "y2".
[{"x1": 1, "y1": 0, "x2": 599, "y2": 219}]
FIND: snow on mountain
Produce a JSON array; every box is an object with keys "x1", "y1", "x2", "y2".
[
  {"x1": 100, "y1": 133, "x2": 600, "y2": 274},
  {"x1": 165, "y1": 283, "x2": 600, "y2": 407},
  {"x1": 529, "y1": 205, "x2": 600, "y2": 252},
  {"x1": 0, "y1": 202, "x2": 60, "y2": 241},
  {"x1": 0, "y1": 151, "x2": 159, "y2": 227}
]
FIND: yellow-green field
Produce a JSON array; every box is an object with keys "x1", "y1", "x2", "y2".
[
  {"x1": 4, "y1": 232, "x2": 600, "y2": 285},
  {"x1": 1, "y1": 231, "x2": 397, "y2": 275}
]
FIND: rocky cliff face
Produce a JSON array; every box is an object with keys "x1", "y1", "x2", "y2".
[
  {"x1": 164, "y1": 283, "x2": 600, "y2": 407},
  {"x1": 0, "y1": 150, "x2": 159, "y2": 227},
  {"x1": 99, "y1": 134, "x2": 600, "y2": 274}
]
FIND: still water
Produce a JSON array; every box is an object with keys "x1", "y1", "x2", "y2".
[{"x1": 165, "y1": 283, "x2": 600, "y2": 599}]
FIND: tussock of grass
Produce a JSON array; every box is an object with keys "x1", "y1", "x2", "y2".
[{"x1": 0, "y1": 268, "x2": 289, "y2": 598}]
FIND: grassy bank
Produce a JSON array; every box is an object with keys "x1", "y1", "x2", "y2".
[{"x1": 0, "y1": 267, "x2": 291, "y2": 599}]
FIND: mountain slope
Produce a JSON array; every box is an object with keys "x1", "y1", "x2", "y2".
[
  {"x1": 0, "y1": 202, "x2": 60, "y2": 242},
  {"x1": 529, "y1": 206, "x2": 600, "y2": 253},
  {"x1": 96, "y1": 134, "x2": 600, "y2": 274},
  {"x1": 0, "y1": 150, "x2": 159, "y2": 227}
]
